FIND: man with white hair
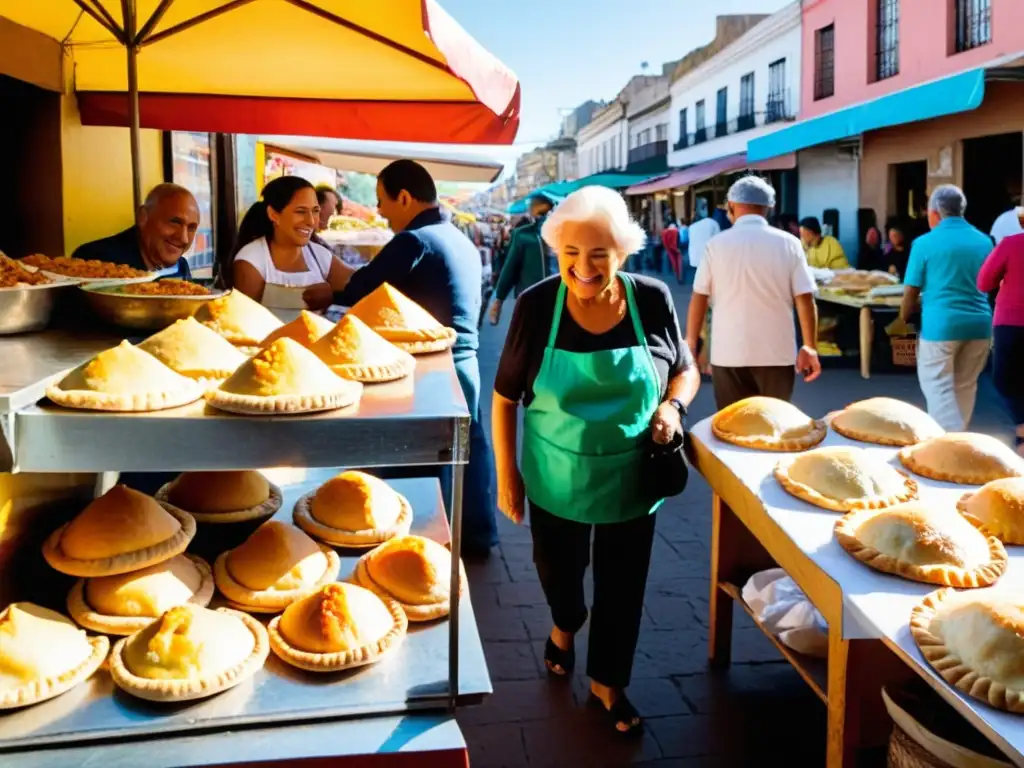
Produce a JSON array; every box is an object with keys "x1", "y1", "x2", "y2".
[
  {"x1": 685, "y1": 175, "x2": 820, "y2": 409},
  {"x1": 900, "y1": 184, "x2": 993, "y2": 431}
]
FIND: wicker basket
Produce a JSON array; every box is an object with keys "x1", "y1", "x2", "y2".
[
  {"x1": 889, "y1": 725, "x2": 954, "y2": 768},
  {"x1": 891, "y1": 335, "x2": 918, "y2": 367},
  {"x1": 883, "y1": 687, "x2": 1011, "y2": 768}
]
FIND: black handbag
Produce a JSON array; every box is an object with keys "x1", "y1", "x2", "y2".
[{"x1": 641, "y1": 428, "x2": 689, "y2": 500}]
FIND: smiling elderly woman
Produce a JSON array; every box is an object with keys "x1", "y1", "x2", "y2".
[{"x1": 491, "y1": 186, "x2": 700, "y2": 736}]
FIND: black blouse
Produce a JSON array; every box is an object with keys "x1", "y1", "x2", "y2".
[{"x1": 494, "y1": 274, "x2": 693, "y2": 408}]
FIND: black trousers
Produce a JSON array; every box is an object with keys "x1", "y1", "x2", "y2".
[
  {"x1": 529, "y1": 502, "x2": 656, "y2": 689},
  {"x1": 711, "y1": 365, "x2": 796, "y2": 410},
  {"x1": 993, "y1": 325, "x2": 1024, "y2": 442}
]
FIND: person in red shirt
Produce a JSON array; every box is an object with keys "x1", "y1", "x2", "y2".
[
  {"x1": 977, "y1": 230, "x2": 1024, "y2": 448},
  {"x1": 661, "y1": 218, "x2": 682, "y2": 283}
]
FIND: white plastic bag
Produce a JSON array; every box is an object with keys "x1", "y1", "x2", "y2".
[{"x1": 741, "y1": 568, "x2": 828, "y2": 658}]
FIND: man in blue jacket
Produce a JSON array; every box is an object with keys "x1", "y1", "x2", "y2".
[{"x1": 333, "y1": 160, "x2": 498, "y2": 556}]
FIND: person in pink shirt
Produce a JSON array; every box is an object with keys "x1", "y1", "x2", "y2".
[
  {"x1": 977, "y1": 231, "x2": 1024, "y2": 448},
  {"x1": 661, "y1": 218, "x2": 682, "y2": 283}
]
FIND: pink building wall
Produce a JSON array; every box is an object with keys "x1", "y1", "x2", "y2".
[{"x1": 800, "y1": 0, "x2": 1024, "y2": 120}]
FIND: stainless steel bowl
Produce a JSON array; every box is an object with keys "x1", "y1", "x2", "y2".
[
  {"x1": 80, "y1": 283, "x2": 228, "y2": 331},
  {"x1": 0, "y1": 283, "x2": 78, "y2": 335}
]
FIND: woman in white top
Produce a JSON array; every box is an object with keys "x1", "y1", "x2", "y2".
[{"x1": 225, "y1": 176, "x2": 352, "y2": 311}]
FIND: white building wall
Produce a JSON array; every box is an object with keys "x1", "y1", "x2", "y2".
[
  {"x1": 797, "y1": 145, "x2": 860, "y2": 260},
  {"x1": 668, "y1": 2, "x2": 802, "y2": 168},
  {"x1": 577, "y1": 118, "x2": 626, "y2": 177},
  {"x1": 629, "y1": 105, "x2": 670, "y2": 149}
]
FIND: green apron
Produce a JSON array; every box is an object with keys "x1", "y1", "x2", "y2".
[{"x1": 521, "y1": 275, "x2": 662, "y2": 524}]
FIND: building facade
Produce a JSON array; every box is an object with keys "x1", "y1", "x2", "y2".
[
  {"x1": 759, "y1": 0, "x2": 1024, "y2": 249},
  {"x1": 668, "y1": 5, "x2": 800, "y2": 168},
  {"x1": 576, "y1": 100, "x2": 626, "y2": 177},
  {"x1": 626, "y1": 65, "x2": 674, "y2": 175}
]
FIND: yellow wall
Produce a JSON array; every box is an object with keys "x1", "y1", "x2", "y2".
[{"x1": 60, "y1": 93, "x2": 164, "y2": 255}]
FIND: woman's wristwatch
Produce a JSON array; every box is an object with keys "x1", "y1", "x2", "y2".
[{"x1": 668, "y1": 397, "x2": 688, "y2": 428}]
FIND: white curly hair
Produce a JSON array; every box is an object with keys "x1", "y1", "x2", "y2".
[{"x1": 540, "y1": 186, "x2": 647, "y2": 255}]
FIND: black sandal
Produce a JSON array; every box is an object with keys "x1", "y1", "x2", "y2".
[
  {"x1": 587, "y1": 691, "x2": 643, "y2": 737},
  {"x1": 543, "y1": 636, "x2": 575, "y2": 678}
]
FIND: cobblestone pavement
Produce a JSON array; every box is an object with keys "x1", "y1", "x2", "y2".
[{"x1": 457, "y1": 276, "x2": 1015, "y2": 768}]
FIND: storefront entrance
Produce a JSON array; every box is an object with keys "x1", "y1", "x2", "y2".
[
  {"x1": 0, "y1": 74, "x2": 63, "y2": 258},
  {"x1": 963, "y1": 131, "x2": 1023, "y2": 235}
]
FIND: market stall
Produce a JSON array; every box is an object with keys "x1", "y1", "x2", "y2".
[
  {"x1": 0, "y1": 278, "x2": 490, "y2": 765},
  {"x1": 689, "y1": 404, "x2": 1024, "y2": 767},
  {"x1": 813, "y1": 270, "x2": 910, "y2": 379}
]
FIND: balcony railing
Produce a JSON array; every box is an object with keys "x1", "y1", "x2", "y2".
[
  {"x1": 672, "y1": 97, "x2": 796, "y2": 150},
  {"x1": 627, "y1": 139, "x2": 668, "y2": 166},
  {"x1": 765, "y1": 89, "x2": 795, "y2": 124}
]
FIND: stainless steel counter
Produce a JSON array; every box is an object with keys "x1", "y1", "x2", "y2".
[
  {"x1": 6, "y1": 347, "x2": 470, "y2": 473},
  {"x1": 0, "y1": 714, "x2": 468, "y2": 768},
  {"x1": 0, "y1": 330, "x2": 117, "y2": 413},
  {"x1": 0, "y1": 474, "x2": 491, "y2": 752}
]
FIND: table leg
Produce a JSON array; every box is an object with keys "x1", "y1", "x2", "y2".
[
  {"x1": 827, "y1": 631, "x2": 913, "y2": 767},
  {"x1": 859, "y1": 307, "x2": 873, "y2": 380},
  {"x1": 708, "y1": 495, "x2": 735, "y2": 667}
]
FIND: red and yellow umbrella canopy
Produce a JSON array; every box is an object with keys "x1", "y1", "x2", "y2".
[{"x1": 0, "y1": 0, "x2": 520, "y2": 145}]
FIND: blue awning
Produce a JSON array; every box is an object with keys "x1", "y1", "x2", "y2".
[{"x1": 747, "y1": 68, "x2": 986, "y2": 162}]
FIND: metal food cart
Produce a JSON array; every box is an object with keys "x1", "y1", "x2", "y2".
[{"x1": 0, "y1": 328, "x2": 490, "y2": 766}]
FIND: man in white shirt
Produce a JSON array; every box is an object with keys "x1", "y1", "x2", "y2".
[
  {"x1": 990, "y1": 205, "x2": 1024, "y2": 244},
  {"x1": 686, "y1": 210, "x2": 720, "y2": 274},
  {"x1": 685, "y1": 176, "x2": 821, "y2": 409}
]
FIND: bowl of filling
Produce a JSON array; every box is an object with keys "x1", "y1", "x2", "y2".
[
  {"x1": 80, "y1": 279, "x2": 227, "y2": 331},
  {"x1": 20, "y1": 254, "x2": 158, "y2": 285},
  {"x1": 0, "y1": 254, "x2": 81, "y2": 335}
]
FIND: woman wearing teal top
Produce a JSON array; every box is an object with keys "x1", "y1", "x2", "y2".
[{"x1": 492, "y1": 187, "x2": 700, "y2": 736}]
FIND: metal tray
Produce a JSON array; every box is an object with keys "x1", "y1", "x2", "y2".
[
  {"x1": 8, "y1": 350, "x2": 470, "y2": 472},
  {"x1": 0, "y1": 474, "x2": 491, "y2": 752}
]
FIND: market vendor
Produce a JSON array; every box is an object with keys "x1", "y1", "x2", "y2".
[
  {"x1": 331, "y1": 159, "x2": 498, "y2": 557},
  {"x1": 492, "y1": 186, "x2": 699, "y2": 736},
  {"x1": 487, "y1": 192, "x2": 558, "y2": 324},
  {"x1": 72, "y1": 183, "x2": 199, "y2": 279},
  {"x1": 315, "y1": 185, "x2": 339, "y2": 231},
  {"x1": 221, "y1": 176, "x2": 350, "y2": 311},
  {"x1": 800, "y1": 216, "x2": 850, "y2": 270}
]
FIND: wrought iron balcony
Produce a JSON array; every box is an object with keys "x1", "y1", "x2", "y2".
[
  {"x1": 627, "y1": 139, "x2": 668, "y2": 166},
  {"x1": 765, "y1": 89, "x2": 795, "y2": 124}
]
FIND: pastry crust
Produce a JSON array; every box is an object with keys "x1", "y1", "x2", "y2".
[
  {"x1": 205, "y1": 390, "x2": 359, "y2": 415},
  {"x1": 957, "y1": 477, "x2": 1024, "y2": 545},
  {"x1": 910, "y1": 587, "x2": 1024, "y2": 714},
  {"x1": 774, "y1": 447, "x2": 918, "y2": 512},
  {"x1": 214, "y1": 524, "x2": 342, "y2": 614},
  {"x1": 0, "y1": 604, "x2": 110, "y2": 710},
  {"x1": 137, "y1": 317, "x2": 249, "y2": 381},
  {"x1": 899, "y1": 433, "x2": 1024, "y2": 485},
  {"x1": 193, "y1": 289, "x2": 282, "y2": 346},
  {"x1": 46, "y1": 341, "x2": 203, "y2": 413},
  {"x1": 109, "y1": 608, "x2": 268, "y2": 703},
  {"x1": 205, "y1": 337, "x2": 363, "y2": 416},
  {"x1": 267, "y1": 584, "x2": 407, "y2": 673},
  {"x1": 834, "y1": 505, "x2": 1007, "y2": 588},
  {"x1": 155, "y1": 477, "x2": 283, "y2": 524},
  {"x1": 260, "y1": 310, "x2": 335, "y2": 349},
  {"x1": 711, "y1": 396, "x2": 827, "y2": 452},
  {"x1": 293, "y1": 490, "x2": 413, "y2": 548},
  {"x1": 310, "y1": 313, "x2": 417, "y2": 382},
  {"x1": 43, "y1": 500, "x2": 196, "y2": 578},
  {"x1": 352, "y1": 538, "x2": 467, "y2": 622},
  {"x1": 66, "y1": 554, "x2": 214, "y2": 635},
  {"x1": 830, "y1": 397, "x2": 944, "y2": 446},
  {"x1": 391, "y1": 330, "x2": 457, "y2": 355},
  {"x1": 347, "y1": 283, "x2": 457, "y2": 355}
]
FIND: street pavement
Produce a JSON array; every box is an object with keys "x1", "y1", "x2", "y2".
[{"x1": 457, "y1": 274, "x2": 1015, "y2": 768}]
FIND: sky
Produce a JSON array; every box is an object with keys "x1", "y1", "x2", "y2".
[{"x1": 440, "y1": 0, "x2": 795, "y2": 171}]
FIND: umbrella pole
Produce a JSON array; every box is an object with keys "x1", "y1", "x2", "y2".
[{"x1": 124, "y1": 0, "x2": 142, "y2": 213}]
